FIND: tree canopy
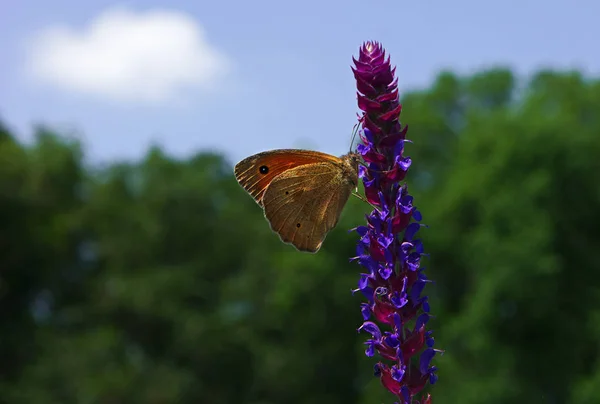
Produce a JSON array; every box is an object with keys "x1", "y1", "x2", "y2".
[{"x1": 1, "y1": 68, "x2": 599, "y2": 404}]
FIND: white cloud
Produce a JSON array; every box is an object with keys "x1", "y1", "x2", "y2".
[{"x1": 25, "y1": 7, "x2": 230, "y2": 103}]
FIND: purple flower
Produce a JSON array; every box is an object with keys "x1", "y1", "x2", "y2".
[{"x1": 351, "y1": 41, "x2": 442, "y2": 404}]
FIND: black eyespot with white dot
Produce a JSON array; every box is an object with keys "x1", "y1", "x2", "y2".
[
  {"x1": 296, "y1": 223, "x2": 301, "y2": 228},
  {"x1": 259, "y1": 165, "x2": 269, "y2": 174}
]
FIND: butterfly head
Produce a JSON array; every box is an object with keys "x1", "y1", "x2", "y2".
[
  {"x1": 343, "y1": 151, "x2": 361, "y2": 166},
  {"x1": 341, "y1": 151, "x2": 362, "y2": 186}
]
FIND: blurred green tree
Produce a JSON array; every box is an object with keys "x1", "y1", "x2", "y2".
[
  {"x1": 415, "y1": 70, "x2": 600, "y2": 404},
  {"x1": 1, "y1": 69, "x2": 599, "y2": 404}
]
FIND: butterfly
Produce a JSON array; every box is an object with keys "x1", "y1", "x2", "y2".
[{"x1": 234, "y1": 149, "x2": 361, "y2": 253}]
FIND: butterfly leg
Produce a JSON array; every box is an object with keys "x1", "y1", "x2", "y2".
[
  {"x1": 358, "y1": 162, "x2": 390, "y2": 175},
  {"x1": 351, "y1": 192, "x2": 379, "y2": 210}
]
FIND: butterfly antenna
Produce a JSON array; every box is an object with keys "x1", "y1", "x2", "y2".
[{"x1": 349, "y1": 122, "x2": 360, "y2": 152}]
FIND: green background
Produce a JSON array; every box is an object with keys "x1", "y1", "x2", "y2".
[{"x1": 1, "y1": 68, "x2": 599, "y2": 404}]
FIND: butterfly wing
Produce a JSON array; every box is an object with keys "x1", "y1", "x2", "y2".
[
  {"x1": 234, "y1": 149, "x2": 341, "y2": 205},
  {"x1": 261, "y1": 162, "x2": 354, "y2": 253}
]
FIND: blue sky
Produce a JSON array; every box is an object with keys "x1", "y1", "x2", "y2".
[{"x1": 1, "y1": 0, "x2": 598, "y2": 166}]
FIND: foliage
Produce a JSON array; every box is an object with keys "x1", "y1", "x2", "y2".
[{"x1": 1, "y1": 69, "x2": 599, "y2": 403}]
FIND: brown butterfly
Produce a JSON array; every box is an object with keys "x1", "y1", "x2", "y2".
[{"x1": 234, "y1": 149, "x2": 361, "y2": 253}]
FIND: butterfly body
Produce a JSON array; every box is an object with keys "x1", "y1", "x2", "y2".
[{"x1": 234, "y1": 149, "x2": 360, "y2": 253}]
